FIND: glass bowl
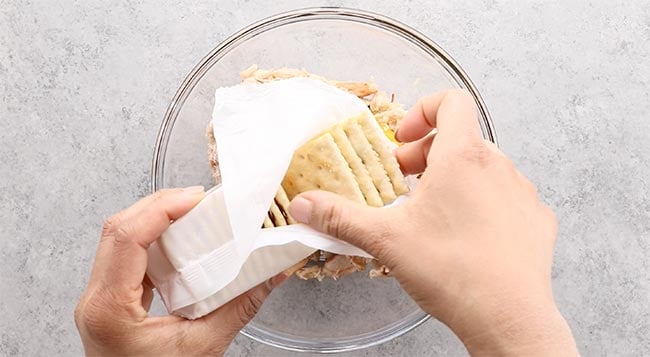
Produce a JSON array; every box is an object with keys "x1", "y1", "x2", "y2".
[{"x1": 151, "y1": 7, "x2": 497, "y2": 354}]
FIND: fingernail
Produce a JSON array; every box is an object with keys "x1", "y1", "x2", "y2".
[
  {"x1": 289, "y1": 197, "x2": 312, "y2": 224},
  {"x1": 393, "y1": 127, "x2": 401, "y2": 142},
  {"x1": 182, "y1": 185, "x2": 205, "y2": 194}
]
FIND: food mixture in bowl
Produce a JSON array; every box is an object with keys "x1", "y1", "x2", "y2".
[{"x1": 206, "y1": 65, "x2": 411, "y2": 281}]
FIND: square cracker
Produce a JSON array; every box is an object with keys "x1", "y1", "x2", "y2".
[
  {"x1": 342, "y1": 119, "x2": 397, "y2": 204},
  {"x1": 330, "y1": 127, "x2": 383, "y2": 207},
  {"x1": 282, "y1": 133, "x2": 365, "y2": 204},
  {"x1": 262, "y1": 214, "x2": 274, "y2": 228},
  {"x1": 268, "y1": 198, "x2": 288, "y2": 227},
  {"x1": 356, "y1": 113, "x2": 409, "y2": 195},
  {"x1": 274, "y1": 186, "x2": 296, "y2": 224}
]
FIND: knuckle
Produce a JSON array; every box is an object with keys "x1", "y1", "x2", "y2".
[
  {"x1": 144, "y1": 190, "x2": 169, "y2": 207},
  {"x1": 101, "y1": 214, "x2": 122, "y2": 237},
  {"x1": 447, "y1": 88, "x2": 473, "y2": 101},
  {"x1": 323, "y1": 203, "x2": 346, "y2": 238},
  {"x1": 322, "y1": 203, "x2": 368, "y2": 243},
  {"x1": 321, "y1": 202, "x2": 397, "y2": 260},
  {"x1": 236, "y1": 292, "x2": 265, "y2": 325},
  {"x1": 113, "y1": 224, "x2": 134, "y2": 245},
  {"x1": 446, "y1": 89, "x2": 476, "y2": 110},
  {"x1": 152, "y1": 188, "x2": 177, "y2": 201},
  {"x1": 148, "y1": 191, "x2": 166, "y2": 206},
  {"x1": 458, "y1": 140, "x2": 494, "y2": 166},
  {"x1": 152, "y1": 189, "x2": 168, "y2": 199}
]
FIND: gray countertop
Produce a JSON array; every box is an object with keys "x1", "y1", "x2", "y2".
[{"x1": 2, "y1": 1, "x2": 649, "y2": 356}]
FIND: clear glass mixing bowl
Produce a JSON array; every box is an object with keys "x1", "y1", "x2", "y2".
[{"x1": 151, "y1": 7, "x2": 497, "y2": 354}]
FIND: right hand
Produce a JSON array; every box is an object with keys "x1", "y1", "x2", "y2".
[{"x1": 289, "y1": 90, "x2": 578, "y2": 356}]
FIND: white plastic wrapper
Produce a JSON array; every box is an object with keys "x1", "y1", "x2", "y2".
[{"x1": 146, "y1": 78, "x2": 381, "y2": 319}]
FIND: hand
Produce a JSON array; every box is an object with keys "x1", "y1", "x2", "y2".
[
  {"x1": 289, "y1": 90, "x2": 578, "y2": 356},
  {"x1": 75, "y1": 187, "x2": 286, "y2": 356}
]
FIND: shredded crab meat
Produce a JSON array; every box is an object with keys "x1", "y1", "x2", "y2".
[
  {"x1": 295, "y1": 254, "x2": 373, "y2": 280},
  {"x1": 366, "y1": 92, "x2": 407, "y2": 132},
  {"x1": 205, "y1": 123, "x2": 221, "y2": 184},
  {"x1": 308, "y1": 251, "x2": 323, "y2": 262},
  {"x1": 240, "y1": 64, "x2": 379, "y2": 98},
  {"x1": 369, "y1": 260, "x2": 392, "y2": 278},
  {"x1": 350, "y1": 256, "x2": 370, "y2": 271},
  {"x1": 322, "y1": 255, "x2": 359, "y2": 280},
  {"x1": 239, "y1": 64, "x2": 406, "y2": 131},
  {"x1": 283, "y1": 257, "x2": 309, "y2": 277},
  {"x1": 295, "y1": 265, "x2": 325, "y2": 281}
]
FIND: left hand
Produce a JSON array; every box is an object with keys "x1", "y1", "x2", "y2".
[{"x1": 74, "y1": 187, "x2": 286, "y2": 356}]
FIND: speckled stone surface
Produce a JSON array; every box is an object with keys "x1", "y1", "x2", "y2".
[{"x1": 1, "y1": 1, "x2": 649, "y2": 356}]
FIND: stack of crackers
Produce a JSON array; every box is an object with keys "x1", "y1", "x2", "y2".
[
  {"x1": 207, "y1": 67, "x2": 409, "y2": 280},
  {"x1": 282, "y1": 113, "x2": 408, "y2": 208}
]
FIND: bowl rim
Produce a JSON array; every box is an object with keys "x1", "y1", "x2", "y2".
[
  {"x1": 151, "y1": 6, "x2": 497, "y2": 193},
  {"x1": 151, "y1": 6, "x2": 496, "y2": 354}
]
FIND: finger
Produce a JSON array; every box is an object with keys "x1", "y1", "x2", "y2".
[
  {"x1": 395, "y1": 92, "x2": 446, "y2": 142},
  {"x1": 90, "y1": 189, "x2": 179, "y2": 282},
  {"x1": 395, "y1": 133, "x2": 436, "y2": 175},
  {"x1": 288, "y1": 191, "x2": 395, "y2": 259},
  {"x1": 112, "y1": 188, "x2": 181, "y2": 223},
  {"x1": 434, "y1": 89, "x2": 482, "y2": 144},
  {"x1": 104, "y1": 186, "x2": 205, "y2": 293},
  {"x1": 122, "y1": 186, "x2": 206, "y2": 248}
]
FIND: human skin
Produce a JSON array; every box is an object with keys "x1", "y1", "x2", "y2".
[
  {"x1": 75, "y1": 89, "x2": 578, "y2": 356},
  {"x1": 288, "y1": 90, "x2": 579, "y2": 356},
  {"x1": 74, "y1": 187, "x2": 287, "y2": 356}
]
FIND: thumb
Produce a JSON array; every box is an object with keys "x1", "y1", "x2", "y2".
[{"x1": 288, "y1": 190, "x2": 393, "y2": 257}]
